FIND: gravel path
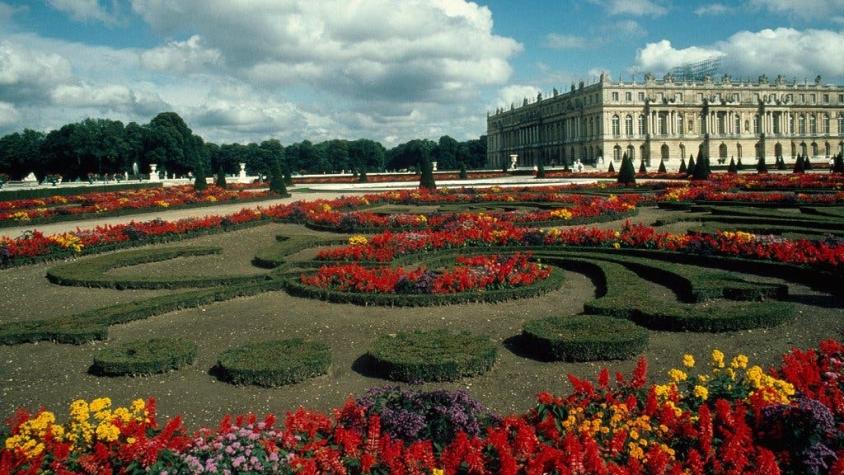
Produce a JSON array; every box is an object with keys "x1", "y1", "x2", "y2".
[{"x1": 0, "y1": 190, "x2": 363, "y2": 239}]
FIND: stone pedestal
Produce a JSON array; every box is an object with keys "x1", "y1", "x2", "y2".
[
  {"x1": 149, "y1": 164, "x2": 159, "y2": 182},
  {"x1": 238, "y1": 162, "x2": 247, "y2": 183},
  {"x1": 432, "y1": 161, "x2": 438, "y2": 171},
  {"x1": 21, "y1": 172, "x2": 37, "y2": 183},
  {"x1": 509, "y1": 154, "x2": 518, "y2": 170}
]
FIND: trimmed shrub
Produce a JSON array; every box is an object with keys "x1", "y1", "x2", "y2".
[
  {"x1": 194, "y1": 159, "x2": 207, "y2": 192},
  {"x1": 692, "y1": 150, "x2": 710, "y2": 180},
  {"x1": 757, "y1": 155, "x2": 768, "y2": 174},
  {"x1": 419, "y1": 156, "x2": 436, "y2": 190},
  {"x1": 217, "y1": 339, "x2": 330, "y2": 387},
  {"x1": 658, "y1": 159, "x2": 667, "y2": 173},
  {"x1": 638, "y1": 158, "x2": 647, "y2": 174},
  {"x1": 678, "y1": 157, "x2": 687, "y2": 174},
  {"x1": 776, "y1": 156, "x2": 786, "y2": 171},
  {"x1": 833, "y1": 153, "x2": 844, "y2": 173},
  {"x1": 92, "y1": 338, "x2": 196, "y2": 376},
  {"x1": 608, "y1": 161, "x2": 615, "y2": 173},
  {"x1": 617, "y1": 153, "x2": 635, "y2": 184},
  {"x1": 804, "y1": 155, "x2": 813, "y2": 170},
  {"x1": 458, "y1": 162, "x2": 468, "y2": 180},
  {"x1": 369, "y1": 330, "x2": 496, "y2": 382},
  {"x1": 727, "y1": 157, "x2": 737, "y2": 174},
  {"x1": 794, "y1": 154, "x2": 805, "y2": 173},
  {"x1": 536, "y1": 160, "x2": 546, "y2": 178},
  {"x1": 686, "y1": 155, "x2": 696, "y2": 176},
  {"x1": 522, "y1": 315, "x2": 648, "y2": 361},
  {"x1": 0, "y1": 182, "x2": 162, "y2": 201},
  {"x1": 358, "y1": 168, "x2": 368, "y2": 183},
  {"x1": 215, "y1": 167, "x2": 227, "y2": 188},
  {"x1": 737, "y1": 156, "x2": 744, "y2": 171},
  {"x1": 269, "y1": 157, "x2": 290, "y2": 197}
]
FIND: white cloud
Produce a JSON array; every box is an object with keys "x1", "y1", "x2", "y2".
[
  {"x1": 46, "y1": 0, "x2": 118, "y2": 24},
  {"x1": 140, "y1": 35, "x2": 222, "y2": 73},
  {"x1": 545, "y1": 33, "x2": 588, "y2": 49},
  {"x1": 633, "y1": 29, "x2": 844, "y2": 79},
  {"x1": 589, "y1": 0, "x2": 668, "y2": 16},
  {"x1": 694, "y1": 3, "x2": 732, "y2": 15},
  {"x1": 749, "y1": 0, "x2": 844, "y2": 21},
  {"x1": 609, "y1": 19, "x2": 647, "y2": 37},
  {"x1": 493, "y1": 85, "x2": 541, "y2": 110},
  {"x1": 0, "y1": 41, "x2": 74, "y2": 102},
  {"x1": 0, "y1": 101, "x2": 18, "y2": 127}
]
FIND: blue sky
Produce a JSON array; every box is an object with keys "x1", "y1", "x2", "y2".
[{"x1": 1, "y1": 1, "x2": 843, "y2": 145}]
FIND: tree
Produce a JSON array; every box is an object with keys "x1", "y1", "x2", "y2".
[
  {"x1": 617, "y1": 152, "x2": 635, "y2": 184},
  {"x1": 358, "y1": 167, "x2": 368, "y2": 183},
  {"x1": 692, "y1": 149, "x2": 710, "y2": 180},
  {"x1": 536, "y1": 159, "x2": 546, "y2": 178},
  {"x1": 607, "y1": 161, "x2": 615, "y2": 173},
  {"x1": 459, "y1": 161, "x2": 468, "y2": 179},
  {"x1": 776, "y1": 155, "x2": 786, "y2": 170},
  {"x1": 793, "y1": 154, "x2": 805, "y2": 173},
  {"x1": 269, "y1": 157, "x2": 290, "y2": 196},
  {"x1": 418, "y1": 143, "x2": 436, "y2": 190},
  {"x1": 832, "y1": 153, "x2": 844, "y2": 173},
  {"x1": 638, "y1": 158, "x2": 647, "y2": 174},
  {"x1": 146, "y1": 112, "x2": 196, "y2": 176},
  {"x1": 0, "y1": 129, "x2": 45, "y2": 179},
  {"x1": 686, "y1": 155, "x2": 696, "y2": 177},
  {"x1": 756, "y1": 155, "x2": 768, "y2": 174},
  {"x1": 435, "y1": 135, "x2": 459, "y2": 170},
  {"x1": 194, "y1": 156, "x2": 207, "y2": 191},
  {"x1": 658, "y1": 159, "x2": 667, "y2": 173},
  {"x1": 804, "y1": 154, "x2": 813, "y2": 170},
  {"x1": 736, "y1": 156, "x2": 744, "y2": 171},
  {"x1": 678, "y1": 157, "x2": 687, "y2": 174},
  {"x1": 727, "y1": 157, "x2": 737, "y2": 174},
  {"x1": 216, "y1": 166, "x2": 227, "y2": 188}
]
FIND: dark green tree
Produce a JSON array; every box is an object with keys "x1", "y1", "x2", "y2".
[
  {"x1": 832, "y1": 153, "x2": 844, "y2": 173},
  {"x1": 756, "y1": 155, "x2": 768, "y2": 173},
  {"x1": 617, "y1": 152, "x2": 635, "y2": 184},
  {"x1": 638, "y1": 158, "x2": 647, "y2": 174},
  {"x1": 215, "y1": 166, "x2": 227, "y2": 188},
  {"x1": 678, "y1": 157, "x2": 687, "y2": 174},
  {"x1": 793, "y1": 154, "x2": 805, "y2": 173},
  {"x1": 687, "y1": 154, "x2": 696, "y2": 176},
  {"x1": 608, "y1": 161, "x2": 615, "y2": 173},
  {"x1": 804, "y1": 154, "x2": 813, "y2": 170},
  {"x1": 269, "y1": 157, "x2": 290, "y2": 196},
  {"x1": 658, "y1": 159, "x2": 667, "y2": 173},
  {"x1": 145, "y1": 112, "x2": 196, "y2": 176},
  {"x1": 435, "y1": 135, "x2": 459, "y2": 170},
  {"x1": 0, "y1": 129, "x2": 45, "y2": 179},
  {"x1": 193, "y1": 156, "x2": 207, "y2": 191},
  {"x1": 536, "y1": 159, "x2": 546, "y2": 178},
  {"x1": 459, "y1": 161, "x2": 468, "y2": 179},
  {"x1": 418, "y1": 143, "x2": 437, "y2": 190},
  {"x1": 736, "y1": 156, "x2": 744, "y2": 171},
  {"x1": 727, "y1": 157, "x2": 737, "y2": 174},
  {"x1": 692, "y1": 149, "x2": 710, "y2": 180}
]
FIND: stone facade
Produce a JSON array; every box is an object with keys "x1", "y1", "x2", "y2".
[{"x1": 486, "y1": 73, "x2": 844, "y2": 171}]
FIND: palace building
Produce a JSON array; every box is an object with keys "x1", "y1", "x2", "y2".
[{"x1": 486, "y1": 73, "x2": 844, "y2": 171}]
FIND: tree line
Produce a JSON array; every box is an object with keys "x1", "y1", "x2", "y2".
[{"x1": 0, "y1": 112, "x2": 487, "y2": 181}]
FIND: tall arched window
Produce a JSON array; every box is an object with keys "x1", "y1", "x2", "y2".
[
  {"x1": 734, "y1": 115, "x2": 741, "y2": 135},
  {"x1": 754, "y1": 115, "x2": 760, "y2": 135},
  {"x1": 637, "y1": 115, "x2": 645, "y2": 136},
  {"x1": 812, "y1": 142, "x2": 818, "y2": 156},
  {"x1": 676, "y1": 113, "x2": 684, "y2": 136},
  {"x1": 839, "y1": 114, "x2": 844, "y2": 136},
  {"x1": 625, "y1": 115, "x2": 633, "y2": 136},
  {"x1": 718, "y1": 113, "x2": 725, "y2": 135},
  {"x1": 611, "y1": 115, "x2": 619, "y2": 137},
  {"x1": 799, "y1": 115, "x2": 806, "y2": 134},
  {"x1": 659, "y1": 114, "x2": 667, "y2": 135},
  {"x1": 823, "y1": 114, "x2": 830, "y2": 134},
  {"x1": 589, "y1": 117, "x2": 594, "y2": 137},
  {"x1": 788, "y1": 114, "x2": 794, "y2": 135},
  {"x1": 810, "y1": 115, "x2": 817, "y2": 135}
]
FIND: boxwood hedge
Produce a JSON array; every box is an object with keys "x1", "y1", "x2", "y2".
[
  {"x1": 216, "y1": 338, "x2": 330, "y2": 387},
  {"x1": 522, "y1": 315, "x2": 648, "y2": 361},
  {"x1": 369, "y1": 329, "x2": 497, "y2": 382},
  {"x1": 91, "y1": 338, "x2": 196, "y2": 376}
]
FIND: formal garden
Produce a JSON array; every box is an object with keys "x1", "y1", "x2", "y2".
[{"x1": 2, "y1": 168, "x2": 844, "y2": 473}]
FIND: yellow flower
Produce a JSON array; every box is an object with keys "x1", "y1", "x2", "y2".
[
  {"x1": 668, "y1": 368, "x2": 687, "y2": 383},
  {"x1": 89, "y1": 397, "x2": 111, "y2": 413},
  {"x1": 731, "y1": 354, "x2": 749, "y2": 369},
  {"x1": 348, "y1": 235, "x2": 368, "y2": 246},
  {"x1": 154, "y1": 200, "x2": 170, "y2": 207},
  {"x1": 95, "y1": 422, "x2": 120, "y2": 442},
  {"x1": 682, "y1": 354, "x2": 695, "y2": 368},
  {"x1": 550, "y1": 208, "x2": 573, "y2": 220},
  {"x1": 415, "y1": 214, "x2": 428, "y2": 224},
  {"x1": 131, "y1": 399, "x2": 145, "y2": 413},
  {"x1": 612, "y1": 242, "x2": 621, "y2": 249},
  {"x1": 693, "y1": 385, "x2": 709, "y2": 400},
  {"x1": 711, "y1": 349, "x2": 725, "y2": 368}
]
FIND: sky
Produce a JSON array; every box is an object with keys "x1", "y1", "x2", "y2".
[{"x1": 0, "y1": 0, "x2": 843, "y2": 147}]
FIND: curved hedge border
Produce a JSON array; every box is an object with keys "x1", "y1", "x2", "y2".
[
  {"x1": 216, "y1": 338, "x2": 330, "y2": 387},
  {"x1": 91, "y1": 338, "x2": 196, "y2": 375},
  {"x1": 46, "y1": 246, "x2": 269, "y2": 289},
  {"x1": 0, "y1": 182, "x2": 162, "y2": 201},
  {"x1": 368, "y1": 330, "x2": 496, "y2": 382},
  {"x1": 282, "y1": 265, "x2": 564, "y2": 307},
  {"x1": 252, "y1": 234, "x2": 347, "y2": 269},
  {"x1": 522, "y1": 315, "x2": 648, "y2": 361}
]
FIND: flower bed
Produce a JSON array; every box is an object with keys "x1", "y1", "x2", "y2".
[
  {"x1": 4, "y1": 341, "x2": 843, "y2": 473},
  {"x1": 0, "y1": 185, "x2": 275, "y2": 226}
]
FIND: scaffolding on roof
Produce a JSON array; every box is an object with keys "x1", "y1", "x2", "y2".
[{"x1": 669, "y1": 57, "x2": 721, "y2": 82}]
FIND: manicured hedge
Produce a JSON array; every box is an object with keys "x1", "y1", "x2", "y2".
[
  {"x1": 216, "y1": 338, "x2": 330, "y2": 387},
  {"x1": 46, "y1": 246, "x2": 269, "y2": 289},
  {"x1": 91, "y1": 338, "x2": 196, "y2": 376},
  {"x1": 252, "y1": 234, "x2": 347, "y2": 269},
  {"x1": 0, "y1": 182, "x2": 162, "y2": 201},
  {"x1": 0, "y1": 278, "x2": 286, "y2": 345},
  {"x1": 282, "y1": 265, "x2": 564, "y2": 307},
  {"x1": 369, "y1": 330, "x2": 496, "y2": 382},
  {"x1": 522, "y1": 315, "x2": 648, "y2": 361}
]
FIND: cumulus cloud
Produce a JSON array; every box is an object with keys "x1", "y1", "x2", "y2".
[
  {"x1": 0, "y1": 41, "x2": 74, "y2": 103},
  {"x1": 588, "y1": 0, "x2": 668, "y2": 16},
  {"x1": 694, "y1": 3, "x2": 732, "y2": 15},
  {"x1": 545, "y1": 33, "x2": 588, "y2": 49},
  {"x1": 748, "y1": 0, "x2": 844, "y2": 21},
  {"x1": 46, "y1": 0, "x2": 119, "y2": 24},
  {"x1": 493, "y1": 85, "x2": 541, "y2": 110},
  {"x1": 140, "y1": 35, "x2": 222, "y2": 73},
  {"x1": 130, "y1": 0, "x2": 521, "y2": 103},
  {"x1": 633, "y1": 28, "x2": 844, "y2": 79},
  {"x1": 0, "y1": 101, "x2": 18, "y2": 127}
]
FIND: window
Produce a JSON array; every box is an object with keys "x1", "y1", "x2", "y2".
[
  {"x1": 753, "y1": 93, "x2": 759, "y2": 103},
  {"x1": 625, "y1": 115, "x2": 633, "y2": 136},
  {"x1": 612, "y1": 92, "x2": 619, "y2": 102},
  {"x1": 839, "y1": 114, "x2": 844, "y2": 136},
  {"x1": 789, "y1": 114, "x2": 794, "y2": 135},
  {"x1": 735, "y1": 115, "x2": 741, "y2": 135},
  {"x1": 659, "y1": 114, "x2": 667, "y2": 135},
  {"x1": 799, "y1": 115, "x2": 806, "y2": 134},
  {"x1": 810, "y1": 115, "x2": 817, "y2": 134},
  {"x1": 810, "y1": 94, "x2": 816, "y2": 104},
  {"x1": 697, "y1": 93, "x2": 703, "y2": 103},
  {"x1": 823, "y1": 114, "x2": 830, "y2": 134},
  {"x1": 638, "y1": 92, "x2": 645, "y2": 101},
  {"x1": 688, "y1": 119, "x2": 694, "y2": 134},
  {"x1": 675, "y1": 93, "x2": 682, "y2": 103},
  {"x1": 625, "y1": 92, "x2": 632, "y2": 101},
  {"x1": 718, "y1": 114, "x2": 725, "y2": 135},
  {"x1": 754, "y1": 115, "x2": 760, "y2": 134},
  {"x1": 676, "y1": 114, "x2": 683, "y2": 136},
  {"x1": 824, "y1": 94, "x2": 830, "y2": 104},
  {"x1": 800, "y1": 94, "x2": 805, "y2": 103},
  {"x1": 612, "y1": 115, "x2": 620, "y2": 137},
  {"x1": 657, "y1": 93, "x2": 664, "y2": 102},
  {"x1": 638, "y1": 115, "x2": 645, "y2": 135},
  {"x1": 840, "y1": 94, "x2": 844, "y2": 103},
  {"x1": 786, "y1": 94, "x2": 793, "y2": 103}
]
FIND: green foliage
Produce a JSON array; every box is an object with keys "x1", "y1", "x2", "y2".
[
  {"x1": 369, "y1": 330, "x2": 497, "y2": 382},
  {"x1": 459, "y1": 162, "x2": 468, "y2": 179},
  {"x1": 757, "y1": 155, "x2": 768, "y2": 173},
  {"x1": 193, "y1": 156, "x2": 207, "y2": 191},
  {"x1": 793, "y1": 154, "x2": 805, "y2": 173},
  {"x1": 727, "y1": 157, "x2": 737, "y2": 174},
  {"x1": 736, "y1": 156, "x2": 744, "y2": 171},
  {"x1": 686, "y1": 155, "x2": 696, "y2": 176},
  {"x1": 215, "y1": 166, "x2": 227, "y2": 188},
  {"x1": 217, "y1": 339, "x2": 331, "y2": 387},
  {"x1": 658, "y1": 159, "x2": 667, "y2": 173},
  {"x1": 46, "y1": 246, "x2": 267, "y2": 289},
  {"x1": 536, "y1": 160, "x2": 545, "y2": 178},
  {"x1": 833, "y1": 153, "x2": 844, "y2": 173},
  {"x1": 0, "y1": 129, "x2": 45, "y2": 180},
  {"x1": 92, "y1": 338, "x2": 196, "y2": 376},
  {"x1": 253, "y1": 234, "x2": 346, "y2": 269},
  {"x1": 607, "y1": 161, "x2": 615, "y2": 173},
  {"x1": 419, "y1": 152, "x2": 437, "y2": 190},
  {"x1": 638, "y1": 158, "x2": 647, "y2": 174},
  {"x1": 804, "y1": 155, "x2": 813, "y2": 170},
  {"x1": 269, "y1": 157, "x2": 290, "y2": 196},
  {"x1": 776, "y1": 156, "x2": 786, "y2": 170},
  {"x1": 692, "y1": 150, "x2": 710, "y2": 180},
  {"x1": 0, "y1": 182, "x2": 160, "y2": 201},
  {"x1": 522, "y1": 315, "x2": 648, "y2": 361},
  {"x1": 358, "y1": 167, "x2": 368, "y2": 183},
  {"x1": 617, "y1": 153, "x2": 636, "y2": 184}
]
